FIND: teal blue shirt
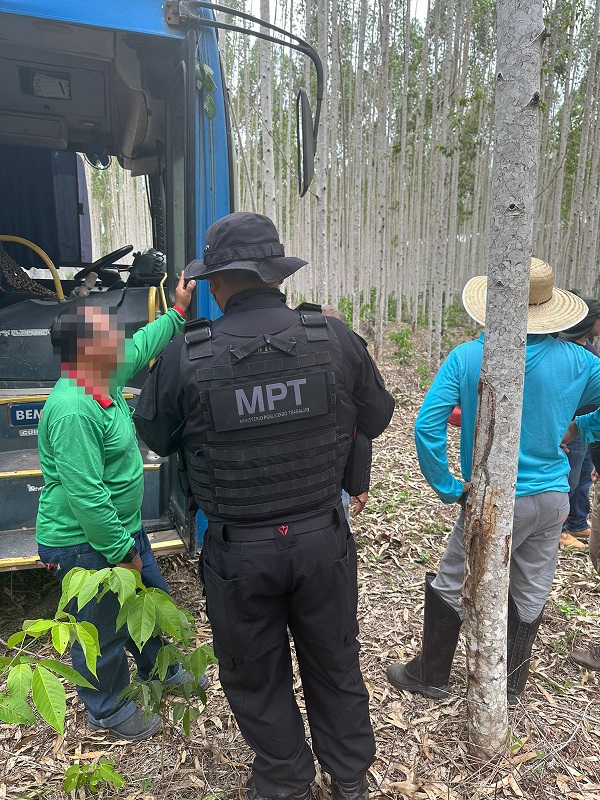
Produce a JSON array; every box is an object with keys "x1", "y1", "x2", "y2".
[{"x1": 415, "y1": 333, "x2": 600, "y2": 503}]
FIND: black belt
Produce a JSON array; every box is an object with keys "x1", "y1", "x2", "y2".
[{"x1": 208, "y1": 505, "x2": 343, "y2": 544}]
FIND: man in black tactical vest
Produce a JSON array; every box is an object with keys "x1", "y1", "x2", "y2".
[{"x1": 134, "y1": 212, "x2": 395, "y2": 800}]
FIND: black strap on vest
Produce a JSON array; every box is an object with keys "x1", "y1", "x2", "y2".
[
  {"x1": 301, "y1": 312, "x2": 329, "y2": 342},
  {"x1": 295, "y1": 301, "x2": 322, "y2": 313},
  {"x1": 184, "y1": 317, "x2": 213, "y2": 360},
  {"x1": 230, "y1": 334, "x2": 297, "y2": 362}
]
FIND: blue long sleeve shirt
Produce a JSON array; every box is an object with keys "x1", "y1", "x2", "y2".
[{"x1": 415, "y1": 333, "x2": 600, "y2": 503}]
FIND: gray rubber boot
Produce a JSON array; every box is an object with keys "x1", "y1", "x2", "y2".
[
  {"x1": 387, "y1": 573, "x2": 462, "y2": 699},
  {"x1": 506, "y1": 594, "x2": 543, "y2": 707}
]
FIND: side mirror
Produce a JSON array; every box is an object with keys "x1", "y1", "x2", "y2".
[
  {"x1": 84, "y1": 151, "x2": 111, "y2": 170},
  {"x1": 296, "y1": 88, "x2": 315, "y2": 198}
]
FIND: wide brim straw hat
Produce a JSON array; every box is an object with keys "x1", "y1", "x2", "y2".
[{"x1": 462, "y1": 257, "x2": 589, "y2": 334}]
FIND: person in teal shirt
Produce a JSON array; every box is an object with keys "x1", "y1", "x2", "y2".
[
  {"x1": 387, "y1": 259, "x2": 600, "y2": 707},
  {"x1": 37, "y1": 273, "x2": 199, "y2": 741}
]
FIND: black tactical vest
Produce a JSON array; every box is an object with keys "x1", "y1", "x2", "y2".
[{"x1": 180, "y1": 310, "x2": 353, "y2": 521}]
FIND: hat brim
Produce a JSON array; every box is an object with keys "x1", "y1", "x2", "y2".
[
  {"x1": 462, "y1": 276, "x2": 589, "y2": 334},
  {"x1": 184, "y1": 256, "x2": 307, "y2": 283}
]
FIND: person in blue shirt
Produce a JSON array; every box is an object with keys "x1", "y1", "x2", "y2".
[
  {"x1": 387, "y1": 258, "x2": 600, "y2": 706},
  {"x1": 556, "y1": 298, "x2": 600, "y2": 548}
]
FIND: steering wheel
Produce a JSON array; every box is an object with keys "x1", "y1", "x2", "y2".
[{"x1": 73, "y1": 245, "x2": 134, "y2": 283}]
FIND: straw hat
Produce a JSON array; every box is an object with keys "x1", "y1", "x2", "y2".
[{"x1": 462, "y1": 257, "x2": 588, "y2": 334}]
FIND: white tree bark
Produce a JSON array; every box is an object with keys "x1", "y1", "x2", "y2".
[
  {"x1": 462, "y1": 0, "x2": 544, "y2": 758},
  {"x1": 259, "y1": 0, "x2": 276, "y2": 220}
]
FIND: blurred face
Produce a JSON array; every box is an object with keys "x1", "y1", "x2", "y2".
[
  {"x1": 78, "y1": 307, "x2": 125, "y2": 368},
  {"x1": 591, "y1": 318, "x2": 600, "y2": 339}
]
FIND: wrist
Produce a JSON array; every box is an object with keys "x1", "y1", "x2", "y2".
[
  {"x1": 172, "y1": 305, "x2": 186, "y2": 318},
  {"x1": 117, "y1": 543, "x2": 139, "y2": 564}
]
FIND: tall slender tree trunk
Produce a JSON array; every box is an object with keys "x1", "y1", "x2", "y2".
[
  {"x1": 351, "y1": 0, "x2": 368, "y2": 331},
  {"x1": 462, "y1": 0, "x2": 544, "y2": 758},
  {"x1": 259, "y1": 0, "x2": 276, "y2": 219},
  {"x1": 374, "y1": 0, "x2": 391, "y2": 359}
]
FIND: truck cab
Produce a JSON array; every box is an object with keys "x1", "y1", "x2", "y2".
[
  {"x1": 0, "y1": 1, "x2": 320, "y2": 571},
  {"x1": 0, "y1": 1, "x2": 232, "y2": 569}
]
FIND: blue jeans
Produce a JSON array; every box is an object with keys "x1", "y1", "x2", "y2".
[
  {"x1": 564, "y1": 436, "x2": 593, "y2": 531},
  {"x1": 38, "y1": 529, "x2": 182, "y2": 726}
]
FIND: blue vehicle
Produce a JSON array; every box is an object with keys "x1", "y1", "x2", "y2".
[{"x1": 0, "y1": 0, "x2": 322, "y2": 570}]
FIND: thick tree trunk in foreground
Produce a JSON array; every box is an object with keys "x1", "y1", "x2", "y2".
[{"x1": 462, "y1": 0, "x2": 544, "y2": 758}]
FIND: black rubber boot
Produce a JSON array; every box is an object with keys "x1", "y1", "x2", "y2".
[
  {"x1": 506, "y1": 594, "x2": 543, "y2": 707},
  {"x1": 331, "y1": 774, "x2": 369, "y2": 800},
  {"x1": 386, "y1": 573, "x2": 462, "y2": 699}
]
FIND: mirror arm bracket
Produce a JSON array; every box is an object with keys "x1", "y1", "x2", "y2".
[{"x1": 165, "y1": 0, "x2": 323, "y2": 147}]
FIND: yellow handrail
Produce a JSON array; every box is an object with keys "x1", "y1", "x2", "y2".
[
  {"x1": 148, "y1": 286, "x2": 159, "y2": 368},
  {"x1": 159, "y1": 272, "x2": 168, "y2": 313},
  {"x1": 0, "y1": 235, "x2": 65, "y2": 300},
  {"x1": 147, "y1": 285, "x2": 158, "y2": 323}
]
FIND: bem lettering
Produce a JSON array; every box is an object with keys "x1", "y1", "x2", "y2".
[
  {"x1": 235, "y1": 385, "x2": 265, "y2": 416},
  {"x1": 286, "y1": 378, "x2": 306, "y2": 404},
  {"x1": 265, "y1": 382, "x2": 287, "y2": 410},
  {"x1": 15, "y1": 410, "x2": 25, "y2": 421}
]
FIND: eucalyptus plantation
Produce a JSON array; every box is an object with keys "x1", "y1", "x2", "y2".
[{"x1": 215, "y1": 0, "x2": 599, "y2": 334}]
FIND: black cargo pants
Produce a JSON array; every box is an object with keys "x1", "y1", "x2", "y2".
[{"x1": 202, "y1": 506, "x2": 375, "y2": 798}]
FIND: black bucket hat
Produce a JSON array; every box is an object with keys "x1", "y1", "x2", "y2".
[{"x1": 184, "y1": 212, "x2": 307, "y2": 282}]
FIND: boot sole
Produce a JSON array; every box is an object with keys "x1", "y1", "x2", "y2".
[{"x1": 386, "y1": 664, "x2": 450, "y2": 700}]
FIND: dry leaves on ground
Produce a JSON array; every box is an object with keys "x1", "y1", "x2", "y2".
[{"x1": 1, "y1": 323, "x2": 599, "y2": 799}]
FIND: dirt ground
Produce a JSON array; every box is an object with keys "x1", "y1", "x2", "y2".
[{"x1": 1, "y1": 322, "x2": 599, "y2": 800}]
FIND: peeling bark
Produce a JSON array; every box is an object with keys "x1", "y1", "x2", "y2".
[{"x1": 462, "y1": 0, "x2": 544, "y2": 759}]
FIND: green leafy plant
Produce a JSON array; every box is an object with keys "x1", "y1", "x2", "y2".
[
  {"x1": 359, "y1": 287, "x2": 377, "y2": 331},
  {"x1": 1, "y1": 617, "x2": 100, "y2": 733},
  {"x1": 413, "y1": 550, "x2": 431, "y2": 564},
  {"x1": 416, "y1": 362, "x2": 432, "y2": 389},
  {"x1": 387, "y1": 292, "x2": 398, "y2": 321},
  {"x1": 1, "y1": 563, "x2": 215, "y2": 793},
  {"x1": 338, "y1": 296, "x2": 354, "y2": 328},
  {"x1": 554, "y1": 597, "x2": 591, "y2": 619},
  {"x1": 63, "y1": 758, "x2": 125, "y2": 793},
  {"x1": 195, "y1": 60, "x2": 217, "y2": 120},
  {"x1": 552, "y1": 629, "x2": 576, "y2": 655},
  {"x1": 389, "y1": 328, "x2": 413, "y2": 364},
  {"x1": 56, "y1": 566, "x2": 216, "y2": 735}
]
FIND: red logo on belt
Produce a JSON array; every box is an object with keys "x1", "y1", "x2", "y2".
[{"x1": 278, "y1": 525, "x2": 289, "y2": 536}]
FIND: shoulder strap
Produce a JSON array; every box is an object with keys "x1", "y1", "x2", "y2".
[
  {"x1": 300, "y1": 312, "x2": 329, "y2": 342},
  {"x1": 184, "y1": 316, "x2": 213, "y2": 360},
  {"x1": 295, "y1": 301, "x2": 322, "y2": 313}
]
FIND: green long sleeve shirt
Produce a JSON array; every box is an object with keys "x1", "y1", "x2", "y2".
[{"x1": 36, "y1": 308, "x2": 185, "y2": 563}]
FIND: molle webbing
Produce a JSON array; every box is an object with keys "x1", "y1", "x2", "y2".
[
  {"x1": 195, "y1": 351, "x2": 331, "y2": 383},
  {"x1": 216, "y1": 488, "x2": 337, "y2": 518},
  {"x1": 187, "y1": 432, "x2": 350, "y2": 472},
  {"x1": 182, "y1": 310, "x2": 350, "y2": 520},
  {"x1": 203, "y1": 428, "x2": 338, "y2": 462}
]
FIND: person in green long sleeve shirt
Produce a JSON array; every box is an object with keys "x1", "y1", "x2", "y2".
[{"x1": 36, "y1": 273, "x2": 198, "y2": 741}]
